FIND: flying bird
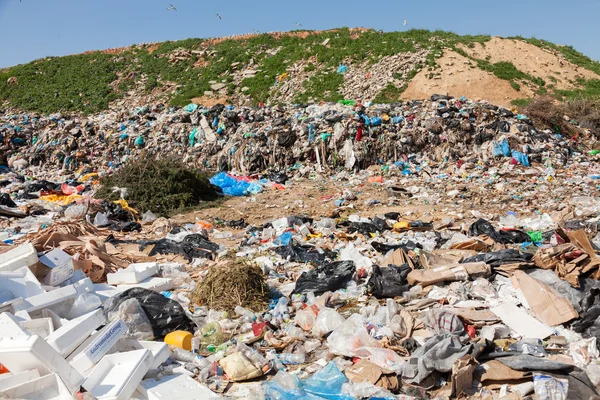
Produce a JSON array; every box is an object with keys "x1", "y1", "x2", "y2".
[
  {"x1": 296, "y1": 22, "x2": 303, "y2": 27},
  {"x1": 403, "y1": 20, "x2": 407, "y2": 26},
  {"x1": 252, "y1": 29, "x2": 260, "y2": 34},
  {"x1": 215, "y1": 13, "x2": 222, "y2": 19},
  {"x1": 167, "y1": 4, "x2": 177, "y2": 11}
]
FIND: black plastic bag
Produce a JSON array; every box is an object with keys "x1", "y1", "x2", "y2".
[
  {"x1": 461, "y1": 249, "x2": 533, "y2": 268},
  {"x1": 182, "y1": 234, "x2": 220, "y2": 253},
  {"x1": 367, "y1": 264, "x2": 411, "y2": 298},
  {"x1": 140, "y1": 239, "x2": 214, "y2": 261},
  {"x1": 468, "y1": 218, "x2": 530, "y2": 244},
  {"x1": 109, "y1": 221, "x2": 141, "y2": 232},
  {"x1": 372, "y1": 217, "x2": 391, "y2": 231},
  {"x1": 348, "y1": 222, "x2": 380, "y2": 235},
  {"x1": 0, "y1": 193, "x2": 16, "y2": 208},
  {"x1": 384, "y1": 212, "x2": 401, "y2": 221},
  {"x1": 268, "y1": 172, "x2": 289, "y2": 184},
  {"x1": 103, "y1": 288, "x2": 194, "y2": 338},
  {"x1": 371, "y1": 241, "x2": 421, "y2": 254},
  {"x1": 274, "y1": 242, "x2": 334, "y2": 265},
  {"x1": 292, "y1": 261, "x2": 356, "y2": 295}
]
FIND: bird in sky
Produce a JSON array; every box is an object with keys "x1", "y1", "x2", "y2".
[
  {"x1": 403, "y1": 20, "x2": 407, "y2": 26},
  {"x1": 253, "y1": 29, "x2": 260, "y2": 34},
  {"x1": 296, "y1": 22, "x2": 303, "y2": 27},
  {"x1": 167, "y1": 4, "x2": 177, "y2": 11},
  {"x1": 215, "y1": 13, "x2": 222, "y2": 19}
]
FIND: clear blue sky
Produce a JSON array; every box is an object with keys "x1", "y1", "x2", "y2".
[{"x1": 0, "y1": 0, "x2": 598, "y2": 69}]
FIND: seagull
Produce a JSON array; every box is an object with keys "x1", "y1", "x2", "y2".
[
  {"x1": 215, "y1": 13, "x2": 222, "y2": 19},
  {"x1": 252, "y1": 29, "x2": 260, "y2": 34},
  {"x1": 296, "y1": 22, "x2": 303, "y2": 27},
  {"x1": 403, "y1": 20, "x2": 407, "y2": 26},
  {"x1": 167, "y1": 4, "x2": 177, "y2": 11}
]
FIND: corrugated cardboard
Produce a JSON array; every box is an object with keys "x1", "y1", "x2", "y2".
[
  {"x1": 511, "y1": 271, "x2": 578, "y2": 326},
  {"x1": 407, "y1": 262, "x2": 489, "y2": 286}
]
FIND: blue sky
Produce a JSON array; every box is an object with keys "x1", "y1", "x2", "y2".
[{"x1": 0, "y1": 0, "x2": 598, "y2": 68}]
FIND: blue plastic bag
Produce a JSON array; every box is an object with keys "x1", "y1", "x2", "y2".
[
  {"x1": 337, "y1": 65, "x2": 348, "y2": 74},
  {"x1": 274, "y1": 232, "x2": 293, "y2": 246},
  {"x1": 210, "y1": 173, "x2": 262, "y2": 196},
  {"x1": 303, "y1": 363, "x2": 353, "y2": 400},
  {"x1": 392, "y1": 116, "x2": 403, "y2": 124},
  {"x1": 511, "y1": 150, "x2": 531, "y2": 167},
  {"x1": 493, "y1": 139, "x2": 511, "y2": 157},
  {"x1": 184, "y1": 103, "x2": 198, "y2": 113},
  {"x1": 362, "y1": 115, "x2": 371, "y2": 126},
  {"x1": 212, "y1": 117, "x2": 219, "y2": 128},
  {"x1": 188, "y1": 128, "x2": 197, "y2": 147},
  {"x1": 134, "y1": 135, "x2": 145, "y2": 147},
  {"x1": 371, "y1": 117, "x2": 382, "y2": 126},
  {"x1": 210, "y1": 172, "x2": 238, "y2": 189}
]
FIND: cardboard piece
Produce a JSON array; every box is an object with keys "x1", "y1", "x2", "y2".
[
  {"x1": 451, "y1": 355, "x2": 478, "y2": 396},
  {"x1": 344, "y1": 359, "x2": 400, "y2": 392},
  {"x1": 407, "y1": 262, "x2": 490, "y2": 286},
  {"x1": 490, "y1": 302, "x2": 553, "y2": 339},
  {"x1": 480, "y1": 360, "x2": 529, "y2": 382},
  {"x1": 382, "y1": 248, "x2": 414, "y2": 270},
  {"x1": 511, "y1": 271, "x2": 578, "y2": 326}
]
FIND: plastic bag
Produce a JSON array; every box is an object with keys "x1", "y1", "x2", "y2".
[
  {"x1": 274, "y1": 242, "x2": 334, "y2": 265},
  {"x1": 295, "y1": 305, "x2": 320, "y2": 331},
  {"x1": 493, "y1": 139, "x2": 511, "y2": 157},
  {"x1": 141, "y1": 210, "x2": 157, "y2": 223},
  {"x1": 512, "y1": 150, "x2": 531, "y2": 166},
  {"x1": 64, "y1": 204, "x2": 87, "y2": 220},
  {"x1": 327, "y1": 314, "x2": 378, "y2": 357},
  {"x1": 102, "y1": 288, "x2": 194, "y2": 339},
  {"x1": 292, "y1": 261, "x2": 356, "y2": 296},
  {"x1": 93, "y1": 212, "x2": 109, "y2": 226},
  {"x1": 462, "y1": 249, "x2": 533, "y2": 267},
  {"x1": 367, "y1": 264, "x2": 411, "y2": 298},
  {"x1": 312, "y1": 308, "x2": 345, "y2": 337},
  {"x1": 303, "y1": 362, "x2": 353, "y2": 400},
  {"x1": 468, "y1": 218, "x2": 530, "y2": 244},
  {"x1": 533, "y1": 374, "x2": 568, "y2": 400},
  {"x1": 66, "y1": 293, "x2": 102, "y2": 320},
  {"x1": 220, "y1": 351, "x2": 263, "y2": 382},
  {"x1": 106, "y1": 298, "x2": 153, "y2": 340}
]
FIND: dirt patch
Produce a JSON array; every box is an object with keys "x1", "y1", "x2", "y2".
[
  {"x1": 458, "y1": 38, "x2": 600, "y2": 89},
  {"x1": 402, "y1": 50, "x2": 532, "y2": 107},
  {"x1": 146, "y1": 44, "x2": 160, "y2": 54},
  {"x1": 191, "y1": 96, "x2": 229, "y2": 107}
]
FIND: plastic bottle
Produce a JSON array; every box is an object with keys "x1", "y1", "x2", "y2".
[
  {"x1": 278, "y1": 353, "x2": 306, "y2": 365},
  {"x1": 171, "y1": 348, "x2": 209, "y2": 368},
  {"x1": 234, "y1": 306, "x2": 256, "y2": 323}
]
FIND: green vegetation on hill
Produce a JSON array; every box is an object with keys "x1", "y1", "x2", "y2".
[{"x1": 0, "y1": 28, "x2": 599, "y2": 114}]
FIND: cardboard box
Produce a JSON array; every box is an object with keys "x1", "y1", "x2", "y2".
[{"x1": 38, "y1": 249, "x2": 75, "y2": 287}]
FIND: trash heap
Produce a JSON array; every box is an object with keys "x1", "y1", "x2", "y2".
[
  {"x1": 1, "y1": 95, "x2": 600, "y2": 400},
  {"x1": 0, "y1": 94, "x2": 594, "y2": 181}
]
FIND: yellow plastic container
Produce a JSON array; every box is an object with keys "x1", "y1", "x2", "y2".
[
  {"x1": 164, "y1": 330, "x2": 193, "y2": 351},
  {"x1": 393, "y1": 221, "x2": 410, "y2": 231}
]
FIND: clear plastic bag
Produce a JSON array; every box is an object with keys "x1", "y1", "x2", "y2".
[
  {"x1": 312, "y1": 308, "x2": 345, "y2": 337},
  {"x1": 66, "y1": 293, "x2": 101, "y2": 319},
  {"x1": 106, "y1": 298, "x2": 154, "y2": 340},
  {"x1": 327, "y1": 314, "x2": 377, "y2": 357}
]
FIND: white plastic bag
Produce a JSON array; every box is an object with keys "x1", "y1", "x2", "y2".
[
  {"x1": 312, "y1": 307, "x2": 345, "y2": 337},
  {"x1": 66, "y1": 293, "x2": 102, "y2": 319}
]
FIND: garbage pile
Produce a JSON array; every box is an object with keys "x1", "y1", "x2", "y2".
[
  {"x1": 1, "y1": 94, "x2": 600, "y2": 400},
  {"x1": 1, "y1": 94, "x2": 595, "y2": 180}
]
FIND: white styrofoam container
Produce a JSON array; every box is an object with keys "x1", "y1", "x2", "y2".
[
  {"x1": 107, "y1": 262, "x2": 158, "y2": 285},
  {"x1": 138, "y1": 373, "x2": 222, "y2": 399},
  {"x1": 70, "y1": 319, "x2": 127, "y2": 372},
  {"x1": 92, "y1": 283, "x2": 128, "y2": 302},
  {"x1": 24, "y1": 278, "x2": 94, "y2": 313},
  {"x1": 0, "y1": 369, "x2": 41, "y2": 390},
  {"x1": 0, "y1": 335, "x2": 84, "y2": 393},
  {"x1": 117, "y1": 277, "x2": 173, "y2": 292},
  {"x1": 111, "y1": 339, "x2": 171, "y2": 371},
  {"x1": 39, "y1": 249, "x2": 75, "y2": 287},
  {"x1": 20, "y1": 317, "x2": 54, "y2": 339},
  {"x1": 83, "y1": 349, "x2": 153, "y2": 400},
  {"x1": 0, "y1": 243, "x2": 39, "y2": 272},
  {"x1": 0, "y1": 312, "x2": 31, "y2": 338},
  {"x1": 0, "y1": 266, "x2": 45, "y2": 300},
  {"x1": 46, "y1": 309, "x2": 105, "y2": 357},
  {"x1": 0, "y1": 373, "x2": 72, "y2": 399}
]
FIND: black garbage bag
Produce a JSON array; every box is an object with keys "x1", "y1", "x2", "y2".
[
  {"x1": 384, "y1": 212, "x2": 401, "y2": 221},
  {"x1": 102, "y1": 288, "x2": 194, "y2": 338},
  {"x1": 109, "y1": 221, "x2": 141, "y2": 232},
  {"x1": 268, "y1": 172, "x2": 289, "y2": 184},
  {"x1": 278, "y1": 131, "x2": 296, "y2": 148},
  {"x1": 140, "y1": 239, "x2": 214, "y2": 261},
  {"x1": 0, "y1": 193, "x2": 16, "y2": 208},
  {"x1": 367, "y1": 264, "x2": 411, "y2": 298},
  {"x1": 274, "y1": 242, "x2": 335, "y2": 265},
  {"x1": 371, "y1": 241, "x2": 421, "y2": 254},
  {"x1": 468, "y1": 218, "x2": 530, "y2": 244},
  {"x1": 292, "y1": 260, "x2": 356, "y2": 295},
  {"x1": 182, "y1": 234, "x2": 220, "y2": 253},
  {"x1": 372, "y1": 217, "x2": 391, "y2": 231},
  {"x1": 102, "y1": 200, "x2": 130, "y2": 221},
  {"x1": 461, "y1": 249, "x2": 533, "y2": 268},
  {"x1": 348, "y1": 222, "x2": 380, "y2": 235},
  {"x1": 288, "y1": 215, "x2": 313, "y2": 226},
  {"x1": 572, "y1": 287, "x2": 600, "y2": 348}
]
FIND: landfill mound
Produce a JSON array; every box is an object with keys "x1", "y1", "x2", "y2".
[{"x1": 1, "y1": 28, "x2": 599, "y2": 114}]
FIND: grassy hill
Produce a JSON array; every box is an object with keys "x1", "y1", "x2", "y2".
[{"x1": 1, "y1": 28, "x2": 599, "y2": 114}]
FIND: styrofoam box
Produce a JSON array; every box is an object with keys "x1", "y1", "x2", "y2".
[
  {"x1": 93, "y1": 283, "x2": 129, "y2": 302},
  {"x1": 0, "y1": 312, "x2": 31, "y2": 338},
  {"x1": 20, "y1": 317, "x2": 54, "y2": 339},
  {"x1": 139, "y1": 373, "x2": 222, "y2": 399},
  {"x1": 0, "y1": 243, "x2": 39, "y2": 272},
  {"x1": 107, "y1": 262, "x2": 158, "y2": 285},
  {"x1": 83, "y1": 349, "x2": 153, "y2": 400},
  {"x1": 111, "y1": 339, "x2": 171, "y2": 370},
  {"x1": 70, "y1": 319, "x2": 127, "y2": 372},
  {"x1": 0, "y1": 373, "x2": 72, "y2": 400},
  {"x1": 117, "y1": 277, "x2": 173, "y2": 292},
  {"x1": 46, "y1": 309, "x2": 105, "y2": 357},
  {"x1": 24, "y1": 278, "x2": 94, "y2": 313},
  {"x1": 0, "y1": 266, "x2": 45, "y2": 300},
  {"x1": 0, "y1": 335, "x2": 84, "y2": 393},
  {"x1": 0, "y1": 369, "x2": 41, "y2": 391}
]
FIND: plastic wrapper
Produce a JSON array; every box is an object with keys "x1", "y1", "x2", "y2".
[
  {"x1": 106, "y1": 298, "x2": 154, "y2": 340},
  {"x1": 312, "y1": 307, "x2": 345, "y2": 337},
  {"x1": 533, "y1": 374, "x2": 568, "y2": 400},
  {"x1": 295, "y1": 305, "x2": 319, "y2": 331},
  {"x1": 292, "y1": 260, "x2": 356, "y2": 295},
  {"x1": 66, "y1": 293, "x2": 102, "y2": 320},
  {"x1": 64, "y1": 204, "x2": 87, "y2": 220},
  {"x1": 327, "y1": 314, "x2": 378, "y2": 358},
  {"x1": 367, "y1": 264, "x2": 411, "y2": 298}
]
